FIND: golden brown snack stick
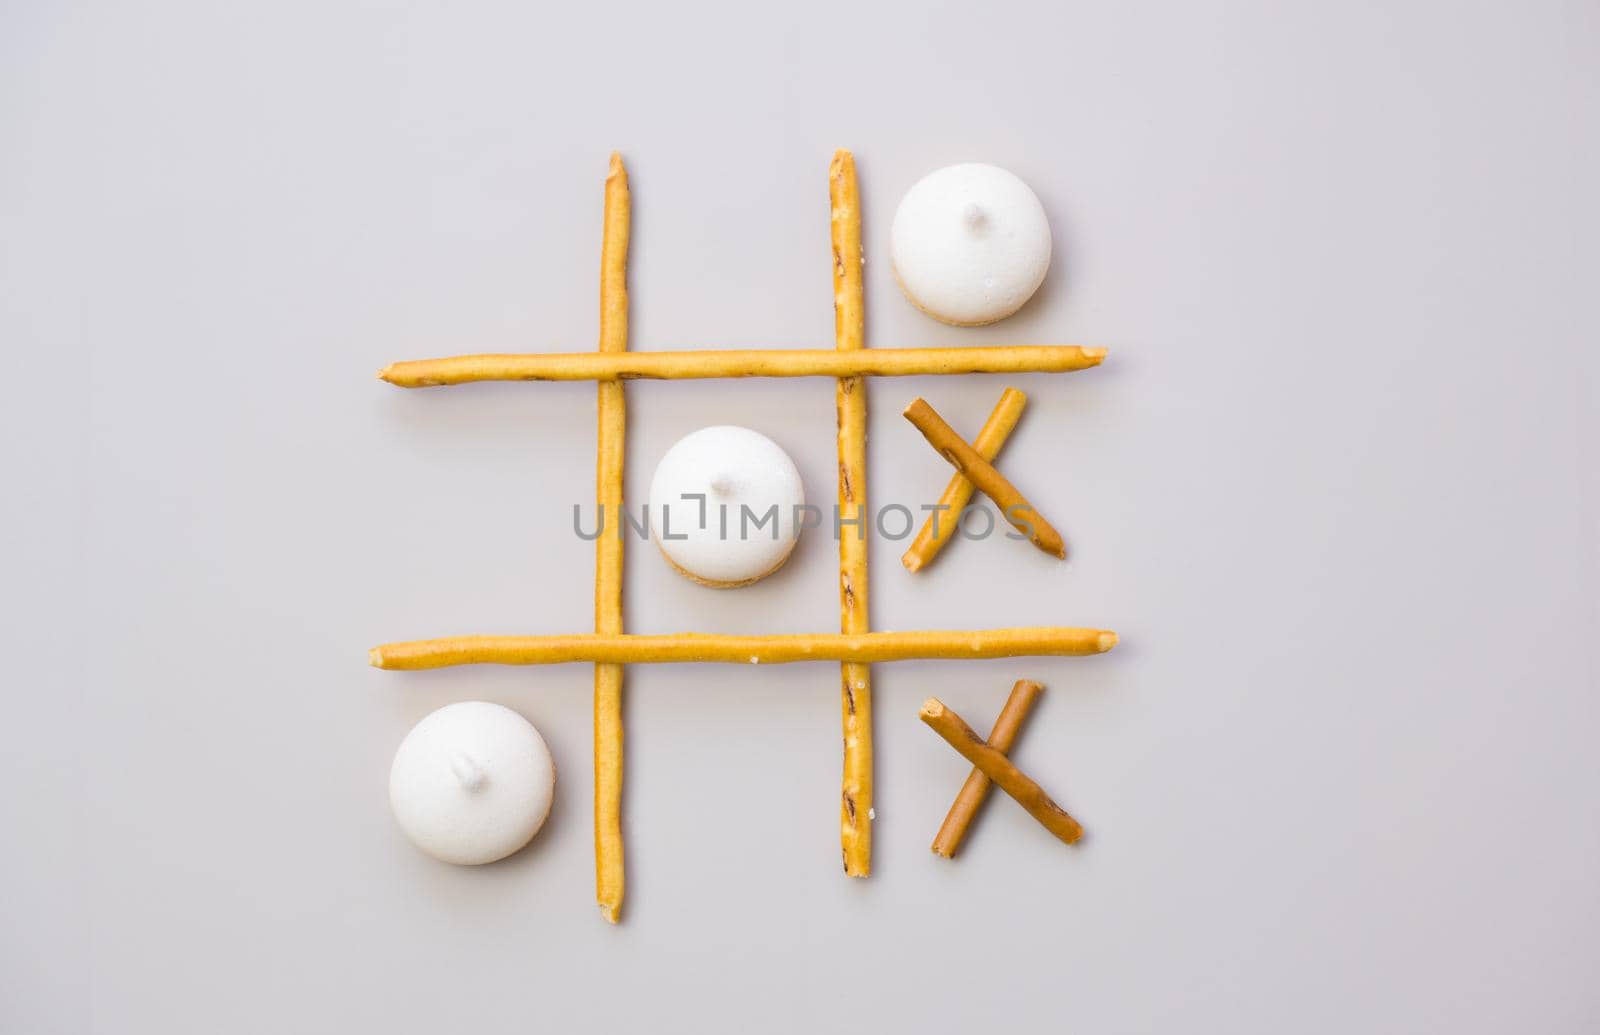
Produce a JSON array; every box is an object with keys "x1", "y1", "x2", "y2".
[
  {"x1": 377, "y1": 345, "x2": 1106, "y2": 386},
  {"x1": 930, "y1": 679, "x2": 1043, "y2": 857},
  {"x1": 903, "y1": 397, "x2": 1066, "y2": 559},
  {"x1": 594, "y1": 152, "x2": 628, "y2": 925},
  {"x1": 370, "y1": 627, "x2": 1118, "y2": 670},
  {"x1": 919, "y1": 698, "x2": 1083, "y2": 845},
  {"x1": 831, "y1": 149, "x2": 873, "y2": 877},
  {"x1": 902, "y1": 388, "x2": 1028, "y2": 573}
]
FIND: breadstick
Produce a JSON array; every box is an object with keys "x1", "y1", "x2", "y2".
[
  {"x1": 370, "y1": 627, "x2": 1117, "y2": 670},
  {"x1": 930, "y1": 679, "x2": 1043, "y2": 857},
  {"x1": 831, "y1": 149, "x2": 872, "y2": 878},
  {"x1": 377, "y1": 345, "x2": 1107, "y2": 387},
  {"x1": 594, "y1": 152, "x2": 628, "y2": 925},
  {"x1": 902, "y1": 388, "x2": 1027, "y2": 573},
  {"x1": 903, "y1": 397, "x2": 1066, "y2": 559},
  {"x1": 919, "y1": 698, "x2": 1083, "y2": 845}
]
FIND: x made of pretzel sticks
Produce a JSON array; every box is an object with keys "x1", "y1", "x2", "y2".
[
  {"x1": 901, "y1": 387, "x2": 1028, "y2": 573},
  {"x1": 921, "y1": 694, "x2": 1083, "y2": 847},
  {"x1": 930, "y1": 679, "x2": 1044, "y2": 856},
  {"x1": 903, "y1": 396, "x2": 1067, "y2": 560}
]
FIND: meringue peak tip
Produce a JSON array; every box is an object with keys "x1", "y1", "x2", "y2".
[{"x1": 450, "y1": 751, "x2": 487, "y2": 792}]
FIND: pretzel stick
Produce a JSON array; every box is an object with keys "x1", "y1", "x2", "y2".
[
  {"x1": 903, "y1": 397, "x2": 1066, "y2": 559},
  {"x1": 902, "y1": 388, "x2": 1028, "y2": 573},
  {"x1": 594, "y1": 152, "x2": 628, "y2": 925},
  {"x1": 831, "y1": 149, "x2": 872, "y2": 877},
  {"x1": 377, "y1": 345, "x2": 1106, "y2": 386},
  {"x1": 370, "y1": 627, "x2": 1118, "y2": 670},
  {"x1": 919, "y1": 698, "x2": 1083, "y2": 845},
  {"x1": 930, "y1": 679, "x2": 1043, "y2": 857}
]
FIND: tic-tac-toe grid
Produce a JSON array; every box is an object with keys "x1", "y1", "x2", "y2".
[{"x1": 370, "y1": 150, "x2": 1116, "y2": 923}]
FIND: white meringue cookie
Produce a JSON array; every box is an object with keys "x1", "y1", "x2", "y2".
[
  {"x1": 890, "y1": 163, "x2": 1052, "y2": 326},
  {"x1": 648, "y1": 426, "x2": 805, "y2": 587},
  {"x1": 389, "y1": 702, "x2": 555, "y2": 866}
]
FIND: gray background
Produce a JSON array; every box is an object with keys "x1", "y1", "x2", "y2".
[{"x1": 4, "y1": 1, "x2": 1597, "y2": 1032}]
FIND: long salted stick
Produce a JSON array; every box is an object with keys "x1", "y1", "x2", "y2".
[
  {"x1": 904, "y1": 397, "x2": 1066, "y2": 559},
  {"x1": 919, "y1": 698, "x2": 1083, "y2": 845},
  {"x1": 371, "y1": 627, "x2": 1118, "y2": 670},
  {"x1": 377, "y1": 345, "x2": 1105, "y2": 386},
  {"x1": 930, "y1": 679, "x2": 1043, "y2": 857},
  {"x1": 902, "y1": 388, "x2": 1028, "y2": 573},
  {"x1": 831, "y1": 150, "x2": 872, "y2": 877},
  {"x1": 594, "y1": 153, "x2": 628, "y2": 924}
]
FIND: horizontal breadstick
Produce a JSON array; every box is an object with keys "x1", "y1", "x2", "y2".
[
  {"x1": 931, "y1": 678, "x2": 1043, "y2": 857},
  {"x1": 903, "y1": 397, "x2": 1066, "y2": 559},
  {"x1": 919, "y1": 698, "x2": 1083, "y2": 845},
  {"x1": 902, "y1": 387, "x2": 1028, "y2": 573},
  {"x1": 370, "y1": 627, "x2": 1118, "y2": 670},
  {"x1": 378, "y1": 345, "x2": 1106, "y2": 387}
]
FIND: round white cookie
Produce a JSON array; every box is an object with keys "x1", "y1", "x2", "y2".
[
  {"x1": 890, "y1": 163, "x2": 1052, "y2": 326},
  {"x1": 648, "y1": 426, "x2": 805, "y2": 587},
  {"x1": 389, "y1": 702, "x2": 555, "y2": 866}
]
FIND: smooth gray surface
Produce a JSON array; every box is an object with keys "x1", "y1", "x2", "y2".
[{"x1": 4, "y1": 2, "x2": 1598, "y2": 1032}]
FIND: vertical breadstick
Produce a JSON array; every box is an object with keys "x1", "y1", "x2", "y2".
[
  {"x1": 903, "y1": 397, "x2": 1066, "y2": 559},
  {"x1": 930, "y1": 679, "x2": 1043, "y2": 857},
  {"x1": 831, "y1": 149, "x2": 873, "y2": 877},
  {"x1": 919, "y1": 698, "x2": 1083, "y2": 845},
  {"x1": 594, "y1": 152, "x2": 629, "y2": 924},
  {"x1": 902, "y1": 388, "x2": 1028, "y2": 573}
]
